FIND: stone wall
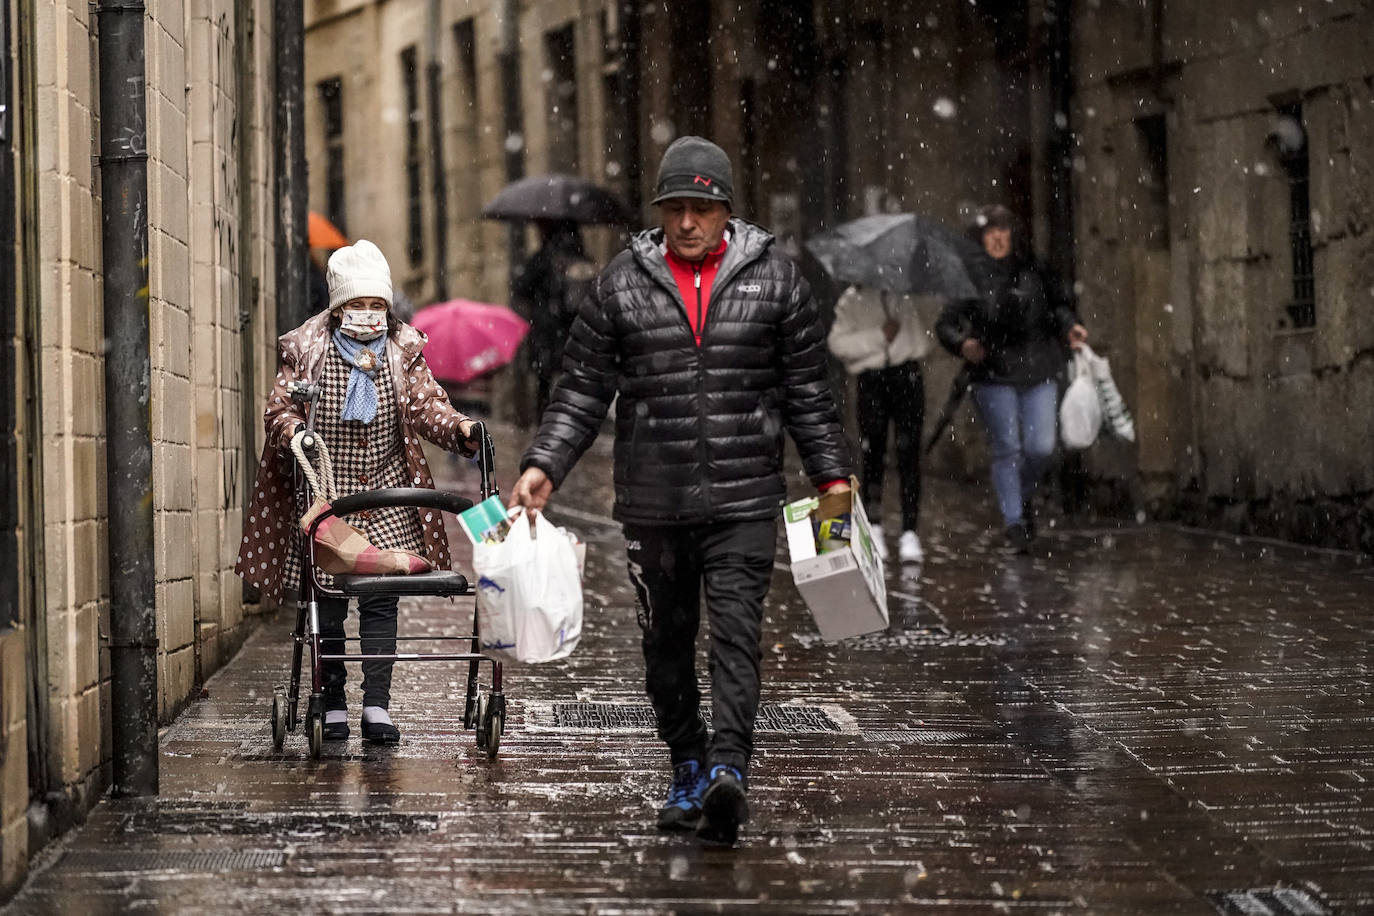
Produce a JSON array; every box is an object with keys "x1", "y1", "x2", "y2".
[
  {"x1": 1, "y1": 0, "x2": 278, "y2": 899},
  {"x1": 1072, "y1": 0, "x2": 1374, "y2": 551}
]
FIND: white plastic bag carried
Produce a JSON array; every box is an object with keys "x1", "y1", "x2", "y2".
[
  {"x1": 1083, "y1": 344, "x2": 1135, "y2": 442},
  {"x1": 1059, "y1": 348, "x2": 1102, "y2": 450},
  {"x1": 473, "y1": 507, "x2": 583, "y2": 664}
]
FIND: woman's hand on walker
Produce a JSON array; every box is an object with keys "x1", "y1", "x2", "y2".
[{"x1": 510, "y1": 467, "x2": 554, "y2": 512}]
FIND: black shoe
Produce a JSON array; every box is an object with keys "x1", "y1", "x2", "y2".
[
  {"x1": 361, "y1": 719, "x2": 401, "y2": 744},
  {"x1": 696, "y1": 765, "x2": 749, "y2": 847},
  {"x1": 323, "y1": 718, "x2": 350, "y2": 741},
  {"x1": 1004, "y1": 523, "x2": 1031, "y2": 555},
  {"x1": 656, "y1": 760, "x2": 708, "y2": 832},
  {"x1": 1022, "y1": 501, "x2": 1036, "y2": 539}
]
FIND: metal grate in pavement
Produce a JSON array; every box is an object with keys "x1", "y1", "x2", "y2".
[
  {"x1": 59, "y1": 850, "x2": 286, "y2": 873},
  {"x1": 117, "y1": 810, "x2": 441, "y2": 837},
  {"x1": 1206, "y1": 887, "x2": 1329, "y2": 915},
  {"x1": 551, "y1": 702, "x2": 841, "y2": 733},
  {"x1": 864, "y1": 728, "x2": 1001, "y2": 744}
]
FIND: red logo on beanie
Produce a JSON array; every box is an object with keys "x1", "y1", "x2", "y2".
[{"x1": 694, "y1": 176, "x2": 712, "y2": 186}]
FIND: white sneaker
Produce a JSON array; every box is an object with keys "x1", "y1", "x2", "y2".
[
  {"x1": 898, "y1": 530, "x2": 923, "y2": 563},
  {"x1": 870, "y1": 524, "x2": 889, "y2": 561}
]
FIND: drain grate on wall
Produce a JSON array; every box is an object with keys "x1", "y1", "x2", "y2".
[
  {"x1": 550, "y1": 702, "x2": 842, "y2": 733},
  {"x1": 1206, "y1": 887, "x2": 1329, "y2": 916},
  {"x1": 60, "y1": 850, "x2": 286, "y2": 873},
  {"x1": 864, "y1": 728, "x2": 1001, "y2": 744}
]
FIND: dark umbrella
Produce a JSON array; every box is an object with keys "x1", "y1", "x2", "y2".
[
  {"x1": 804, "y1": 212, "x2": 981, "y2": 300},
  {"x1": 924, "y1": 365, "x2": 972, "y2": 455},
  {"x1": 482, "y1": 174, "x2": 630, "y2": 225}
]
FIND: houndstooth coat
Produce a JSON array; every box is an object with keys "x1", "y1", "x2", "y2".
[{"x1": 235, "y1": 310, "x2": 475, "y2": 599}]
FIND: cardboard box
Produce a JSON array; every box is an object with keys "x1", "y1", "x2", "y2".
[{"x1": 782, "y1": 479, "x2": 888, "y2": 641}]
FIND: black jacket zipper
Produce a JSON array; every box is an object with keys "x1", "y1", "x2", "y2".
[{"x1": 694, "y1": 265, "x2": 703, "y2": 342}]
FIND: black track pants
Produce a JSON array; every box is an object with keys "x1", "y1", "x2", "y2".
[
  {"x1": 857, "y1": 360, "x2": 925, "y2": 532},
  {"x1": 623, "y1": 519, "x2": 776, "y2": 775}
]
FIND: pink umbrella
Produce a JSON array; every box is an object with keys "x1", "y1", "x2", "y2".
[{"x1": 411, "y1": 299, "x2": 530, "y2": 385}]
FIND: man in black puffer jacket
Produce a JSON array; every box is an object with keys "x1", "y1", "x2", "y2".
[{"x1": 510, "y1": 136, "x2": 853, "y2": 847}]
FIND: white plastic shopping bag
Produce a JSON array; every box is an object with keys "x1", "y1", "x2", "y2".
[
  {"x1": 473, "y1": 507, "x2": 583, "y2": 663},
  {"x1": 1083, "y1": 344, "x2": 1136, "y2": 442},
  {"x1": 1059, "y1": 349, "x2": 1102, "y2": 450}
]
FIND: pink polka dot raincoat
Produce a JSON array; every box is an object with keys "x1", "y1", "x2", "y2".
[{"x1": 234, "y1": 310, "x2": 475, "y2": 600}]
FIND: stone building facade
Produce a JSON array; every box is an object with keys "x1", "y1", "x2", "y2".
[
  {"x1": 1070, "y1": 0, "x2": 1374, "y2": 550},
  {"x1": 305, "y1": 0, "x2": 1370, "y2": 550},
  {"x1": 1, "y1": 0, "x2": 279, "y2": 897}
]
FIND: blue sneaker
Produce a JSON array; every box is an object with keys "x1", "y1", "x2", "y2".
[
  {"x1": 696, "y1": 764, "x2": 749, "y2": 847},
  {"x1": 656, "y1": 760, "x2": 707, "y2": 831}
]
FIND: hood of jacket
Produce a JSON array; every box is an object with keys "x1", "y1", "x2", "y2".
[{"x1": 629, "y1": 218, "x2": 774, "y2": 303}]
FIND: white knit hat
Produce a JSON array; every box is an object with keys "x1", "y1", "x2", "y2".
[{"x1": 326, "y1": 239, "x2": 394, "y2": 310}]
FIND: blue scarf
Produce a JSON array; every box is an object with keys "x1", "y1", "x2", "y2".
[{"x1": 331, "y1": 329, "x2": 389, "y2": 423}]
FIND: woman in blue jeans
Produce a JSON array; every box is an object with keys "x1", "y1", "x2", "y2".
[{"x1": 936, "y1": 205, "x2": 1088, "y2": 553}]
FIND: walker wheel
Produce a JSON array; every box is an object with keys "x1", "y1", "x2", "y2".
[
  {"x1": 484, "y1": 705, "x2": 504, "y2": 759},
  {"x1": 271, "y1": 689, "x2": 288, "y2": 750},
  {"x1": 307, "y1": 713, "x2": 323, "y2": 759},
  {"x1": 474, "y1": 693, "x2": 490, "y2": 750}
]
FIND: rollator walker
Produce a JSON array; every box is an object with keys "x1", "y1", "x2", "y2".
[{"x1": 268, "y1": 379, "x2": 506, "y2": 759}]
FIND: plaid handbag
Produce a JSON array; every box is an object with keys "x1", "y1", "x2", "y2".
[{"x1": 292, "y1": 432, "x2": 432, "y2": 576}]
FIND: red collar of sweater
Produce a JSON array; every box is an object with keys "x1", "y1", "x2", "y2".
[{"x1": 664, "y1": 237, "x2": 729, "y2": 345}]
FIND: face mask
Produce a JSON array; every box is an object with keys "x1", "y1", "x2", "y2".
[{"x1": 340, "y1": 308, "x2": 387, "y2": 340}]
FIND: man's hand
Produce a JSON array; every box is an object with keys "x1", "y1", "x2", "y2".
[
  {"x1": 960, "y1": 337, "x2": 986, "y2": 364},
  {"x1": 825, "y1": 480, "x2": 851, "y2": 494},
  {"x1": 509, "y1": 466, "x2": 554, "y2": 512},
  {"x1": 1067, "y1": 324, "x2": 1089, "y2": 349}
]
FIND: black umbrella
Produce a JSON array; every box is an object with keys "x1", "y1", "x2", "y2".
[
  {"x1": 482, "y1": 174, "x2": 631, "y2": 225},
  {"x1": 924, "y1": 365, "x2": 972, "y2": 456},
  {"x1": 804, "y1": 213, "x2": 981, "y2": 300}
]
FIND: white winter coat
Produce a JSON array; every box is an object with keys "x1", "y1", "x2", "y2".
[{"x1": 826, "y1": 285, "x2": 933, "y2": 375}]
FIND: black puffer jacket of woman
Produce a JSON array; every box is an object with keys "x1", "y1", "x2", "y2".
[
  {"x1": 520, "y1": 219, "x2": 852, "y2": 526},
  {"x1": 935, "y1": 252, "x2": 1078, "y2": 386}
]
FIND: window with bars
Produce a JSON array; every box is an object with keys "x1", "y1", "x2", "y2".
[
  {"x1": 1275, "y1": 102, "x2": 1315, "y2": 328},
  {"x1": 317, "y1": 77, "x2": 346, "y2": 236},
  {"x1": 401, "y1": 46, "x2": 424, "y2": 266}
]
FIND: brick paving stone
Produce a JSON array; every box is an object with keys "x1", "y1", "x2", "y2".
[{"x1": 6, "y1": 420, "x2": 1373, "y2": 914}]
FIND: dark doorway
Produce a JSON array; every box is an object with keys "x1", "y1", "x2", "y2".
[
  {"x1": 669, "y1": 5, "x2": 712, "y2": 137},
  {"x1": 544, "y1": 25, "x2": 579, "y2": 174}
]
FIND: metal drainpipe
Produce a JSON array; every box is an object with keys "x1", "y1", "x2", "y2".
[
  {"x1": 1, "y1": 0, "x2": 20, "y2": 634},
  {"x1": 97, "y1": 0, "x2": 158, "y2": 797},
  {"x1": 426, "y1": 0, "x2": 449, "y2": 302},
  {"x1": 236, "y1": 0, "x2": 259, "y2": 605},
  {"x1": 273, "y1": 0, "x2": 307, "y2": 336}
]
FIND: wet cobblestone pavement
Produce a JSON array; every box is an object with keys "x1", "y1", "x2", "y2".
[{"x1": 7, "y1": 421, "x2": 1373, "y2": 914}]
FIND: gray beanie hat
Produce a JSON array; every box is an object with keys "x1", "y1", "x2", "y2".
[{"x1": 652, "y1": 136, "x2": 734, "y2": 208}]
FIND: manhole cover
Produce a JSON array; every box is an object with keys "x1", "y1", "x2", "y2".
[
  {"x1": 864, "y1": 728, "x2": 1001, "y2": 744},
  {"x1": 551, "y1": 702, "x2": 841, "y2": 733},
  {"x1": 60, "y1": 850, "x2": 286, "y2": 873},
  {"x1": 1206, "y1": 888, "x2": 1329, "y2": 916}
]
